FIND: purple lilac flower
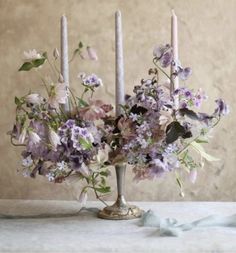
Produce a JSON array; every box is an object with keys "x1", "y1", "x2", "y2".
[{"x1": 71, "y1": 126, "x2": 94, "y2": 151}]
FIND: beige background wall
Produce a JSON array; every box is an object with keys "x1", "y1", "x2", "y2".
[{"x1": 0, "y1": 0, "x2": 235, "y2": 201}]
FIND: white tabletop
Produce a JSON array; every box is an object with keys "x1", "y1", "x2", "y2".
[{"x1": 0, "y1": 200, "x2": 236, "y2": 253}]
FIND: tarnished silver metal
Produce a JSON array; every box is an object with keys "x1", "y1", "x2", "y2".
[{"x1": 98, "y1": 164, "x2": 144, "y2": 220}]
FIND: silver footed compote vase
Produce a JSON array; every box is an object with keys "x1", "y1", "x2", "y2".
[{"x1": 98, "y1": 164, "x2": 143, "y2": 220}]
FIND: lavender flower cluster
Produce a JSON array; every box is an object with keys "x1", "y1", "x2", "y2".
[
  {"x1": 105, "y1": 44, "x2": 229, "y2": 192},
  {"x1": 10, "y1": 47, "x2": 113, "y2": 203},
  {"x1": 10, "y1": 44, "x2": 229, "y2": 199}
]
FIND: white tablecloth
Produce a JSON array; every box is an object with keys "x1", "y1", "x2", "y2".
[{"x1": 0, "y1": 200, "x2": 236, "y2": 253}]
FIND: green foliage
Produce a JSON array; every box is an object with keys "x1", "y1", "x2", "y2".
[
  {"x1": 19, "y1": 52, "x2": 47, "y2": 71},
  {"x1": 179, "y1": 150, "x2": 200, "y2": 170},
  {"x1": 77, "y1": 97, "x2": 89, "y2": 108},
  {"x1": 166, "y1": 121, "x2": 186, "y2": 144},
  {"x1": 179, "y1": 108, "x2": 199, "y2": 120},
  {"x1": 94, "y1": 186, "x2": 111, "y2": 194},
  {"x1": 191, "y1": 141, "x2": 220, "y2": 162},
  {"x1": 79, "y1": 138, "x2": 93, "y2": 150},
  {"x1": 15, "y1": 96, "x2": 23, "y2": 106}
]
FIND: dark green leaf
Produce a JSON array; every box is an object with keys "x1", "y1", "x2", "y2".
[
  {"x1": 19, "y1": 62, "x2": 33, "y2": 71},
  {"x1": 130, "y1": 104, "x2": 148, "y2": 115},
  {"x1": 100, "y1": 177, "x2": 106, "y2": 186},
  {"x1": 14, "y1": 96, "x2": 22, "y2": 106},
  {"x1": 78, "y1": 41, "x2": 83, "y2": 48},
  {"x1": 32, "y1": 57, "x2": 46, "y2": 68},
  {"x1": 179, "y1": 108, "x2": 199, "y2": 120},
  {"x1": 100, "y1": 170, "x2": 109, "y2": 177},
  {"x1": 166, "y1": 121, "x2": 186, "y2": 144}
]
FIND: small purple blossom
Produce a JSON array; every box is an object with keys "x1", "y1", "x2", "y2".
[
  {"x1": 80, "y1": 73, "x2": 103, "y2": 88},
  {"x1": 214, "y1": 99, "x2": 229, "y2": 116},
  {"x1": 177, "y1": 66, "x2": 192, "y2": 80},
  {"x1": 160, "y1": 51, "x2": 173, "y2": 68}
]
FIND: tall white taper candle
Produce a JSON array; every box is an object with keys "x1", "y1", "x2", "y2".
[
  {"x1": 171, "y1": 10, "x2": 179, "y2": 108},
  {"x1": 60, "y1": 15, "x2": 70, "y2": 112},
  {"x1": 115, "y1": 10, "x2": 125, "y2": 116}
]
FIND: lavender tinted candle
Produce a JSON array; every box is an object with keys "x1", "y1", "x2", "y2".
[
  {"x1": 171, "y1": 10, "x2": 179, "y2": 108},
  {"x1": 60, "y1": 15, "x2": 70, "y2": 112},
  {"x1": 115, "y1": 10, "x2": 125, "y2": 116}
]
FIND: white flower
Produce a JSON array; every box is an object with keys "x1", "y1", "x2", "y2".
[
  {"x1": 23, "y1": 49, "x2": 43, "y2": 61},
  {"x1": 22, "y1": 168, "x2": 31, "y2": 177},
  {"x1": 46, "y1": 172, "x2": 55, "y2": 182},
  {"x1": 86, "y1": 46, "x2": 98, "y2": 61},
  {"x1": 18, "y1": 128, "x2": 27, "y2": 144},
  {"x1": 129, "y1": 113, "x2": 139, "y2": 122},
  {"x1": 28, "y1": 131, "x2": 41, "y2": 144},
  {"x1": 78, "y1": 190, "x2": 88, "y2": 207},
  {"x1": 56, "y1": 161, "x2": 68, "y2": 171},
  {"x1": 25, "y1": 94, "x2": 43, "y2": 105},
  {"x1": 48, "y1": 83, "x2": 68, "y2": 109},
  {"x1": 22, "y1": 155, "x2": 33, "y2": 167},
  {"x1": 78, "y1": 163, "x2": 90, "y2": 177},
  {"x1": 48, "y1": 128, "x2": 61, "y2": 151},
  {"x1": 189, "y1": 169, "x2": 197, "y2": 184}
]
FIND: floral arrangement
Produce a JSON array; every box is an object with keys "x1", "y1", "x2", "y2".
[
  {"x1": 9, "y1": 42, "x2": 229, "y2": 202},
  {"x1": 104, "y1": 44, "x2": 229, "y2": 196},
  {"x1": 9, "y1": 44, "x2": 113, "y2": 204}
]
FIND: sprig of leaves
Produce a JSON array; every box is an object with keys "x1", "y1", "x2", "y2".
[{"x1": 19, "y1": 52, "x2": 47, "y2": 71}]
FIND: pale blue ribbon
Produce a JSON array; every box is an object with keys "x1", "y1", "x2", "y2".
[{"x1": 140, "y1": 210, "x2": 236, "y2": 237}]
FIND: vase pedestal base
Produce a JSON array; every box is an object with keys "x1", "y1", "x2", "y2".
[{"x1": 98, "y1": 196, "x2": 143, "y2": 220}]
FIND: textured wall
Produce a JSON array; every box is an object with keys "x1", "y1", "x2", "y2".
[{"x1": 0, "y1": 0, "x2": 235, "y2": 201}]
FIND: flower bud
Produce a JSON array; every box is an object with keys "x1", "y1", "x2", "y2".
[
  {"x1": 87, "y1": 46, "x2": 98, "y2": 61},
  {"x1": 53, "y1": 48, "x2": 60, "y2": 60}
]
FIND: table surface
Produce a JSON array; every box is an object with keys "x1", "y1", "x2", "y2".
[{"x1": 0, "y1": 200, "x2": 236, "y2": 253}]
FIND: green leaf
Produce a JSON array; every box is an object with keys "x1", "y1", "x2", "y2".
[
  {"x1": 42, "y1": 52, "x2": 48, "y2": 58},
  {"x1": 166, "y1": 121, "x2": 186, "y2": 144},
  {"x1": 77, "y1": 97, "x2": 89, "y2": 108},
  {"x1": 19, "y1": 62, "x2": 34, "y2": 71},
  {"x1": 179, "y1": 108, "x2": 199, "y2": 120},
  {"x1": 100, "y1": 171, "x2": 110, "y2": 177},
  {"x1": 78, "y1": 41, "x2": 83, "y2": 48},
  {"x1": 79, "y1": 138, "x2": 93, "y2": 150},
  {"x1": 191, "y1": 141, "x2": 220, "y2": 162},
  {"x1": 14, "y1": 96, "x2": 22, "y2": 106},
  {"x1": 32, "y1": 57, "x2": 46, "y2": 68},
  {"x1": 100, "y1": 177, "x2": 106, "y2": 186},
  {"x1": 195, "y1": 139, "x2": 208, "y2": 144},
  {"x1": 19, "y1": 53, "x2": 46, "y2": 71},
  {"x1": 95, "y1": 186, "x2": 111, "y2": 194}
]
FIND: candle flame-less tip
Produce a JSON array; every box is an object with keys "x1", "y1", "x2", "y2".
[
  {"x1": 171, "y1": 9, "x2": 176, "y2": 16},
  {"x1": 115, "y1": 10, "x2": 121, "y2": 17}
]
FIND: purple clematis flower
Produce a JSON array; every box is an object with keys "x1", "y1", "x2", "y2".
[{"x1": 214, "y1": 99, "x2": 229, "y2": 116}]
